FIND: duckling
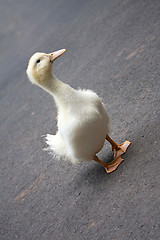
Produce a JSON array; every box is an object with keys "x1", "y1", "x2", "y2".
[{"x1": 26, "y1": 49, "x2": 131, "y2": 173}]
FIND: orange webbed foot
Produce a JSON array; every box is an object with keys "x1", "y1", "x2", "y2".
[
  {"x1": 114, "y1": 141, "x2": 131, "y2": 160},
  {"x1": 104, "y1": 156, "x2": 124, "y2": 173}
]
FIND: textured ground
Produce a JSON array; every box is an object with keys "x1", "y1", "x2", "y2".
[{"x1": 0, "y1": 0, "x2": 160, "y2": 239}]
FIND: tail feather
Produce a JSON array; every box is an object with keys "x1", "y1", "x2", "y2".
[{"x1": 45, "y1": 133, "x2": 66, "y2": 157}]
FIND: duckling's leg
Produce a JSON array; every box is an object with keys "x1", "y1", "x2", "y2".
[
  {"x1": 93, "y1": 155, "x2": 124, "y2": 173},
  {"x1": 106, "y1": 134, "x2": 131, "y2": 161},
  {"x1": 93, "y1": 135, "x2": 130, "y2": 173}
]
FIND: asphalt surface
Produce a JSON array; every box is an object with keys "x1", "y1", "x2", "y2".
[{"x1": 0, "y1": 0, "x2": 160, "y2": 239}]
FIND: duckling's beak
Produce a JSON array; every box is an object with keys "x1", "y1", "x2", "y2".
[{"x1": 46, "y1": 49, "x2": 66, "y2": 62}]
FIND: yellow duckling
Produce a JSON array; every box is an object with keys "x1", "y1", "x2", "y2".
[{"x1": 26, "y1": 49, "x2": 131, "y2": 173}]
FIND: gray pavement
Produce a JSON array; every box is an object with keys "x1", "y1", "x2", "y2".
[{"x1": 0, "y1": 0, "x2": 160, "y2": 239}]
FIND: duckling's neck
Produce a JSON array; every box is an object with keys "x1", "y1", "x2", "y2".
[
  {"x1": 44, "y1": 74, "x2": 65, "y2": 95},
  {"x1": 42, "y1": 74, "x2": 75, "y2": 108}
]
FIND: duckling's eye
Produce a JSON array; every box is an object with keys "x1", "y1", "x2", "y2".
[{"x1": 36, "y1": 59, "x2": 40, "y2": 64}]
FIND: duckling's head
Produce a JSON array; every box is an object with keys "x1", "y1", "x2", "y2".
[{"x1": 26, "y1": 49, "x2": 66, "y2": 86}]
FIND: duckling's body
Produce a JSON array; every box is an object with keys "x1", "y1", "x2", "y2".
[
  {"x1": 46, "y1": 83, "x2": 110, "y2": 164},
  {"x1": 27, "y1": 49, "x2": 130, "y2": 173}
]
